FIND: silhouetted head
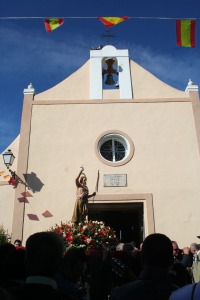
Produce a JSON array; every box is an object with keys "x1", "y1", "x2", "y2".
[
  {"x1": 25, "y1": 232, "x2": 64, "y2": 277},
  {"x1": 0, "y1": 243, "x2": 16, "y2": 279},
  {"x1": 142, "y1": 233, "x2": 173, "y2": 269},
  {"x1": 190, "y1": 243, "x2": 199, "y2": 255},
  {"x1": 62, "y1": 247, "x2": 87, "y2": 283},
  {"x1": 172, "y1": 241, "x2": 180, "y2": 257},
  {"x1": 116, "y1": 243, "x2": 124, "y2": 251},
  {"x1": 14, "y1": 239, "x2": 22, "y2": 247},
  {"x1": 123, "y1": 243, "x2": 134, "y2": 254}
]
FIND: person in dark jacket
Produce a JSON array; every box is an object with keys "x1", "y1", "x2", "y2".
[
  {"x1": 8, "y1": 232, "x2": 75, "y2": 300},
  {"x1": 110, "y1": 233, "x2": 178, "y2": 300}
]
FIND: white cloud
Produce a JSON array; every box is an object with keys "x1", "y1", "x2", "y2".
[{"x1": 126, "y1": 42, "x2": 200, "y2": 90}]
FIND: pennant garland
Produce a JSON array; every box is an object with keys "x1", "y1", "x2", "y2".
[
  {"x1": 0, "y1": 16, "x2": 199, "y2": 48},
  {"x1": 44, "y1": 18, "x2": 64, "y2": 32},
  {"x1": 42, "y1": 210, "x2": 53, "y2": 218},
  {"x1": 97, "y1": 16, "x2": 128, "y2": 28},
  {"x1": 176, "y1": 20, "x2": 196, "y2": 47},
  {"x1": 21, "y1": 191, "x2": 33, "y2": 197},
  {"x1": 0, "y1": 16, "x2": 198, "y2": 47},
  {"x1": 42, "y1": 16, "x2": 197, "y2": 47},
  {"x1": 27, "y1": 214, "x2": 39, "y2": 221},
  {"x1": 18, "y1": 197, "x2": 29, "y2": 203}
]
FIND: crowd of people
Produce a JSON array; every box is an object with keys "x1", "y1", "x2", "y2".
[
  {"x1": 1, "y1": 169, "x2": 199, "y2": 299},
  {"x1": 0, "y1": 231, "x2": 200, "y2": 300}
]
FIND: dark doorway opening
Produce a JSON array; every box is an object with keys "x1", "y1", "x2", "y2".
[{"x1": 88, "y1": 203, "x2": 143, "y2": 247}]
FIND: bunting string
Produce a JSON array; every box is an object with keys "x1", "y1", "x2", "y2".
[
  {"x1": 0, "y1": 15, "x2": 198, "y2": 47},
  {"x1": 0, "y1": 16, "x2": 199, "y2": 20}
]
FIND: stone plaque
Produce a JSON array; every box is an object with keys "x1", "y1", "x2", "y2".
[{"x1": 103, "y1": 174, "x2": 127, "y2": 187}]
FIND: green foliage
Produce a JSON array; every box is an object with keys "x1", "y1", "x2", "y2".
[{"x1": 0, "y1": 225, "x2": 10, "y2": 245}]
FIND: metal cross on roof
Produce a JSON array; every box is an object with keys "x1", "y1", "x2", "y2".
[{"x1": 101, "y1": 30, "x2": 116, "y2": 44}]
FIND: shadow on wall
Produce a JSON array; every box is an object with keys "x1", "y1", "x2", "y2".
[{"x1": 23, "y1": 172, "x2": 44, "y2": 193}]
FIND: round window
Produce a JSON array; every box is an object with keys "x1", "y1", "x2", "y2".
[{"x1": 95, "y1": 131, "x2": 134, "y2": 167}]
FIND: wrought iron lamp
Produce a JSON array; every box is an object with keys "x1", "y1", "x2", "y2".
[
  {"x1": 3, "y1": 149, "x2": 15, "y2": 169},
  {"x1": 2, "y1": 149, "x2": 23, "y2": 185}
]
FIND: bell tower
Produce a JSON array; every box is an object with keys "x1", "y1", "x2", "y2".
[{"x1": 90, "y1": 45, "x2": 133, "y2": 100}]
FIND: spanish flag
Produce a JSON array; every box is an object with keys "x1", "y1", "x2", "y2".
[
  {"x1": 98, "y1": 16, "x2": 128, "y2": 28},
  {"x1": 176, "y1": 20, "x2": 196, "y2": 47},
  {"x1": 44, "y1": 18, "x2": 64, "y2": 32}
]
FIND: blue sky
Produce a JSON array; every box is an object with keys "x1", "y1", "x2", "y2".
[{"x1": 1, "y1": 0, "x2": 200, "y2": 153}]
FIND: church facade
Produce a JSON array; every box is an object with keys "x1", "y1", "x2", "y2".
[{"x1": 1, "y1": 45, "x2": 200, "y2": 247}]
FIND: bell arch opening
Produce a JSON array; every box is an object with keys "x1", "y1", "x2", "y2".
[{"x1": 102, "y1": 57, "x2": 119, "y2": 90}]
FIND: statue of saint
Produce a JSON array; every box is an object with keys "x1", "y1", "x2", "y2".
[{"x1": 72, "y1": 167, "x2": 96, "y2": 224}]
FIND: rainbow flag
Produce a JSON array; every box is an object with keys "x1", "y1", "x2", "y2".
[
  {"x1": 44, "y1": 18, "x2": 64, "y2": 32},
  {"x1": 98, "y1": 16, "x2": 128, "y2": 28},
  {"x1": 176, "y1": 20, "x2": 196, "y2": 47}
]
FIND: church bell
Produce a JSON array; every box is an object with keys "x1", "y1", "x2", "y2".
[{"x1": 105, "y1": 73, "x2": 115, "y2": 85}]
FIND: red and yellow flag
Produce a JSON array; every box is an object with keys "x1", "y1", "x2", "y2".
[
  {"x1": 176, "y1": 20, "x2": 196, "y2": 47},
  {"x1": 0, "y1": 171, "x2": 5, "y2": 176},
  {"x1": 3, "y1": 174, "x2": 11, "y2": 180},
  {"x1": 98, "y1": 16, "x2": 128, "y2": 28},
  {"x1": 44, "y1": 18, "x2": 64, "y2": 32}
]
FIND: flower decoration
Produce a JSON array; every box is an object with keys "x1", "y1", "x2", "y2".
[
  {"x1": 8, "y1": 177, "x2": 18, "y2": 188},
  {"x1": 49, "y1": 220, "x2": 118, "y2": 251}
]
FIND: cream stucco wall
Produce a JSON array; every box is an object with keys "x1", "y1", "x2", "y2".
[
  {"x1": 34, "y1": 61, "x2": 90, "y2": 100},
  {"x1": 0, "y1": 136, "x2": 19, "y2": 236},
  {"x1": 34, "y1": 58, "x2": 189, "y2": 101},
  {"x1": 21, "y1": 101, "x2": 200, "y2": 247},
  {"x1": 130, "y1": 61, "x2": 189, "y2": 99}
]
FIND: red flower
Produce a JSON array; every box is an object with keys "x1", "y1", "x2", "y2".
[
  {"x1": 101, "y1": 230, "x2": 107, "y2": 237},
  {"x1": 66, "y1": 232, "x2": 72, "y2": 238},
  {"x1": 8, "y1": 177, "x2": 18, "y2": 188},
  {"x1": 56, "y1": 228, "x2": 63, "y2": 235},
  {"x1": 49, "y1": 220, "x2": 118, "y2": 251},
  {"x1": 66, "y1": 236, "x2": 73, "y2": 245},
  {"x1": 81, "y1": 235, "x2": 88, "y2": 243}
]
